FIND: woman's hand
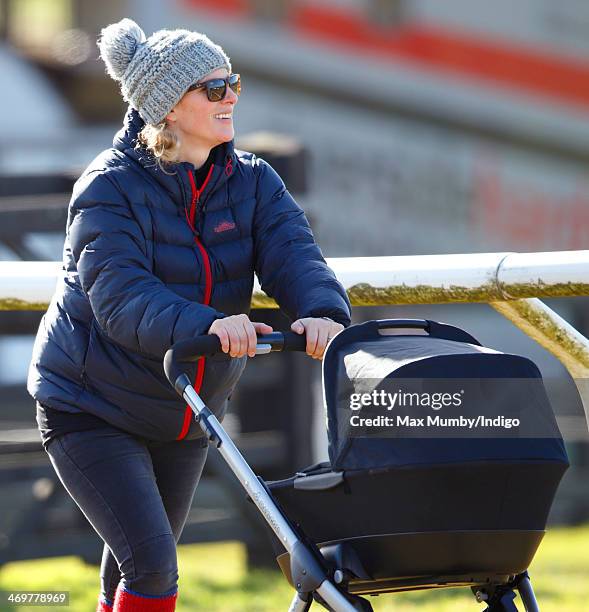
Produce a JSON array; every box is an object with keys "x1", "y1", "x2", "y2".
[
  {"x1": 291, "y1": 317, "x2": 344, "y2": 360},
  {"x1": 208, "y1": 314, "x2": 273, "y2": 358}
]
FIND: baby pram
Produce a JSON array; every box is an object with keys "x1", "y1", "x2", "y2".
[{"x1": 164, "y1": 319, "x2": 569, "y2": 611}]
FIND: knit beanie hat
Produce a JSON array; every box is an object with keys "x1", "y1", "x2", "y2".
[{"x1": 98, "y1": 18, "x2": 231, "y2": 125}]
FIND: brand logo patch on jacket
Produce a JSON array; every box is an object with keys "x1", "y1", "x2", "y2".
[{"x1": 214, "y1": 220, "x2": 237, "y2": 233}]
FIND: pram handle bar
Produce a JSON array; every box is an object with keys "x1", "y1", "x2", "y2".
[{"x1": 164, "y1": 332, "x2": 307, "y2": 396}]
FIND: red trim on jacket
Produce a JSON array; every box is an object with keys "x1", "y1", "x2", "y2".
[
  {"x1": 187, "y1": 164, "x2": 215, "y2": 227},
  {"x1": 177, "y1": 166, "x2": 215, "y2": 441},
  {"x1": 194, "y1": 238, "x2": 213, "y2": 304}
]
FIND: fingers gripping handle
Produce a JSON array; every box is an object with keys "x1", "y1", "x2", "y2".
[{"x1": 163, "y1": 332, "x2": 307, "y2": 396}]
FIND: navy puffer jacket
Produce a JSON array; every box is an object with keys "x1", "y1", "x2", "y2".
[{"x1": 28, "y1": 108, "x2": 351, "y2": 441}]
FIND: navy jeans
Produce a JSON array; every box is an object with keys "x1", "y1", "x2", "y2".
[{"x1": 45, "y1": 425, "x2": 208, "y2": 602}]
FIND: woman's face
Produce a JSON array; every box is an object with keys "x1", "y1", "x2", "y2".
[{"x1": 166, "y1": 67, "x2": 238, "y2": 152}]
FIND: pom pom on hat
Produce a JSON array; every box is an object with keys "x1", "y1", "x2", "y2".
[{"x1": 98, "y1": 18, "x2": 146, "y2": 81}]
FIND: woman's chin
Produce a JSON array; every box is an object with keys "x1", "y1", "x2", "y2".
[
  {"x1": 218, "y1": 126, "x2": 235, "y2": 142},
  {"x1": 205, "y1": 126, "x2": 234, "y2": 149}
]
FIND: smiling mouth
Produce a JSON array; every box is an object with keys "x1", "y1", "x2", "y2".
[{"x1": 213, "y1": 113, "x2": 233, "y2": 120}]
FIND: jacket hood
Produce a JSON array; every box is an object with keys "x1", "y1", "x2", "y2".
[{"x1": 113, "y1": 106, "x2": 237, "y2": 209}]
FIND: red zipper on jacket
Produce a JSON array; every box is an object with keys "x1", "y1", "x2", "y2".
[{"x1": 177, "y1": 165, "x2": 215, "y2": 440}]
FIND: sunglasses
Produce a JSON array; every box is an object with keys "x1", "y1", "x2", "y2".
[{"x1": 187, "y1": 73, "x2": 241, "y2": 102}]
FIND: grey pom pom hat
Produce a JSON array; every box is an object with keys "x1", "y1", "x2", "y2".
[{"x1": 98, "y1": 18, "x2": 231, "y2": 125}]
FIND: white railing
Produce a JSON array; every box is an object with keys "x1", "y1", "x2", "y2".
[{"x1": 1, "y1": 250, "x2": 588, "y2": 418}]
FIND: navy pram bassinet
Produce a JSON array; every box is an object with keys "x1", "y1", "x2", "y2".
[{"x1": 268, "y1": 320, "x2": 569, "y2": 599}]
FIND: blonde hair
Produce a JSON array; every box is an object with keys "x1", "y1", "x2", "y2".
[{"x1": 137, "y1": 121, "x2": 180, "y2": 172}]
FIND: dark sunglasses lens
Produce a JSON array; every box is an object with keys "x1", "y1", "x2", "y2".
[
  {"x1": 229, "y1": 74, "x2": 241, "y2": 96},
  {"x1": 206, "y1": 80, "x2": 227, "y2": 102}
]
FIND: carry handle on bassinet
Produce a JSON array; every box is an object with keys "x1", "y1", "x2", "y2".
[{"x1": 357, "y1": 319, "x2": 481, "y2": 346}]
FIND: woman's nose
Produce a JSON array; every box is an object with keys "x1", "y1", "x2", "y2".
[{"x1": 225, "y1": 86, "x2": 238, "y2": 104}]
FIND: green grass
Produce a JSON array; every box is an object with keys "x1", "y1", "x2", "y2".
[{"x1": 0, "y1": 526, "x2": 587, "y2": 611}]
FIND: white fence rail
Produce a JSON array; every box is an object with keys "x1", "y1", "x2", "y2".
[{"x1": 1, "y1": 250, "x2": 588, "y2": 418}]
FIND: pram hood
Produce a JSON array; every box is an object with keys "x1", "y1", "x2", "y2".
[{"x1": 322, "y1": 320, "x2": 569, "y2": 471}]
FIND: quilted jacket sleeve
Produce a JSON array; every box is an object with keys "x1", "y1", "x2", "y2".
[
  {"x1": 68, "y1": 170, "x2": 224, "y2": 359},
  {"x1": 252, "y1": 159, "x2": 351, "y2": 327}
]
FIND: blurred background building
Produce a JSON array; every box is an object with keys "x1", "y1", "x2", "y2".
[{"x1": 0, "y1": 0, "x2": 588, "y2": 565}]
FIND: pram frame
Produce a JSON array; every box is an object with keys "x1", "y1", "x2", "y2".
[
  {"x1": 182, "y1": 383, "x2": 357, "y2": 611},
  {"x1": 165, "y1": 332, "x2": 362, "y2": 611},
  {"x1": 163, "y1": 327, "x2": 543, "y2": 612}
]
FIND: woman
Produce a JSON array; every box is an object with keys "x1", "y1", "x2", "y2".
[{"x1": 27, "y1": 18, "x2": 351, "y2": 612}]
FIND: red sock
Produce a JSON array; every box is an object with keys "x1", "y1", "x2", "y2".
[
  {"x1": 96, "y1": 596, "x2": 114, "y2": 611},
  {"x1": 113, "y1": 587, "x2": 177, "y2": 611}
]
